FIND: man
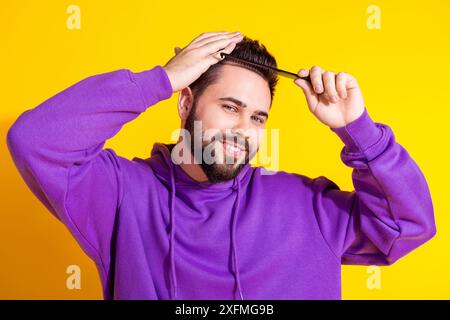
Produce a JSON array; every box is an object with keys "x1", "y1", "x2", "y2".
[{"x1": 7, "y1": 31, "x2": 436, "y2": 300}]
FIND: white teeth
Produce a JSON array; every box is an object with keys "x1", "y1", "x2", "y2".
[
  {"x1": 223, "y1": 142, "x2": 243, "y2": 156},
  {"x1": 228, "y1": 144, "x2": 241, "y2": 151},
  {"x1": 230, "y1": 145, "x2": 239, "y2": 152}
]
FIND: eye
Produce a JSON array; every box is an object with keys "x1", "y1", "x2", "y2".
[
  {"x1": 251, "y1": 115, "x2": 265, "y2": 124},
  {"x1": 222, "y1": 104, "x2": 238, "y2": 113}
]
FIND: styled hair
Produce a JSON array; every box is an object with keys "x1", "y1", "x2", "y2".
[{"x1": 188, "y1": 35, "x2": 279, "y2": 106}]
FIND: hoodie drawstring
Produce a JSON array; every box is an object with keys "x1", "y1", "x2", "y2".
[
  {"x1": 167, "y1": 157, "x2": 244, "y2": 300},
  {"x1": 169, "y1": 160, "x2": 177, "y2": 299},
  {"x1": 231, "y1": 177, "x2": 244, "y2": 300}
]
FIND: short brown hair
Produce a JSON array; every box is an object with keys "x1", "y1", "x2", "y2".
[{"x1": 189, "y1": 35, "x2": 279, "y2": 106}]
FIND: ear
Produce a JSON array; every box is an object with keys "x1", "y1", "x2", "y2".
[{"x1": 178, "y1": 86, "x2": 194, "y2": 121}]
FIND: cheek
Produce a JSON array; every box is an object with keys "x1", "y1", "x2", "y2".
[
  {"x1": 249, "y1": 137, "x2": 260, "y2": 154},
  {"x1": 249, "y1": 128, "x2": 264, "y2": 147}
]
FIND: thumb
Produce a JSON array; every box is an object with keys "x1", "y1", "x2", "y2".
[
  {"x1": 212, "y1": 41, "x2": 237, "y2": 61},
  {"x1": 294, "y1": 78, "x2": 317, "y2": 109}
]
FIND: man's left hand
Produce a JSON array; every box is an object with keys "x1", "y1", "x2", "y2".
[{"x1": 294, "y1": 65, "x2": 365, "y2": 128}]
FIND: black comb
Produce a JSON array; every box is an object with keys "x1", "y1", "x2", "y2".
[{"x1": 219, "y1": 52, "x2": 311, "y2": 82}]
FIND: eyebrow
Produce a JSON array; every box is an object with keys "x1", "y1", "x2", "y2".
[{"x1": 218, "y1": 97, "x2": 269, "y2": 120}]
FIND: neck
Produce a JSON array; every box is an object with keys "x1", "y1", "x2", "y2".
[
  {"x1": 180, "y1": 160, "x2": 209, "y2": 183},
  {"x1": 169, "y1": 140, "x2": 209, "y2": 183}
]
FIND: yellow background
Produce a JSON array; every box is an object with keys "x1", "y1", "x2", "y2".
[{"x1": 0, "y1": 0, "x2": 448, "y2": 299}]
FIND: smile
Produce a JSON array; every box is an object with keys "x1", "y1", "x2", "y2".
[{"x1": 222, "y1": 141, "x2": 245, "y2": 158}]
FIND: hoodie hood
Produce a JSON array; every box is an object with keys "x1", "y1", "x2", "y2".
[{"x1": 147, "y1": 142, "x2": 252, "y2": 300}]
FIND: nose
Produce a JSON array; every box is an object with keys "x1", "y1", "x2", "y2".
[
  {"x1": 233, "y1": 114, "x2": 251, "y2": 135},
  {"x1": 230, "y1": 119, "x2": 251, "y2": 147}
]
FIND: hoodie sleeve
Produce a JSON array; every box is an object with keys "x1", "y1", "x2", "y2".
[
  {"x1": 311, "y1": 107, "x2": 436, "y2": 265},
  {"x1": 6, "y1": 65, "x2": 173, "y2": 280}
]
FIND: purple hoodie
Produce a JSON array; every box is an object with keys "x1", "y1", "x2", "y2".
[{"x1": 6, "y1": 65, "x2": 436, "y2": 300}]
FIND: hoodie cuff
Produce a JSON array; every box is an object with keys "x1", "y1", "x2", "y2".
[
  {"x1": 330, "y1": 107, "x2": 383, "y2": 153},
  {"x1": 129, "y1": 65, "x2": 173, "y2": 107}
]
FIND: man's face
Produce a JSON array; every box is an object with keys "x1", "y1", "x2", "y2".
[{"x1": 183, "y1": 63, "x2": 272, "y2": 182}]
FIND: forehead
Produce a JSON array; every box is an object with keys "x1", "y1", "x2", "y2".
[{"x1": 202, "y1": 64, "x2": 272, "y2": 110}]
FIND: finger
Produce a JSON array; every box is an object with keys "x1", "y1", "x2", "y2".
[
  {"x1": 190, "y1": 31, "x2": 241, "y2": 49},
  {"x1": 214, "y1": 41, "x2": 238, "y2": 60},
  {"x1": 294, "y1": 72, "x2": 318, "y2": 111},
  {"x1": 188, "y1": 31, "x2": 230, "y2": 46},
  {"x1": 336, "y1": 72, "x2": 347, "y2": 99},
  {"x1": 310, "y1": 66, "x2": 324, "y2": 94},
  {"x1": 323, "y1": 71, "x2": 338, "y2": 103},
  {"x1": 198, "y1": 34, "x2": 244, "y2": 56},
  {"x1": 345, "y1": 73, "x2": 359, "y2": 90},
  {"x1": 193, "y1": 32, "x2": 242, "y2": 52},
  {"x1": 297, "y1": 68, "x2": 310, "y2": 79}
]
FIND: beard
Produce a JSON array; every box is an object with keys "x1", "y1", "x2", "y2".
[{"x1": 184, "y1": 104, "x2": 255, "y2": 183}]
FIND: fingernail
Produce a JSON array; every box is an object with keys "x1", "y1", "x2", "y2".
[
  {"x1": 315, "y1": 85, "x2": 322, "y2": 92},
  {"x1": 331, "y1": 95, "x2": 338, "y2": 103}
]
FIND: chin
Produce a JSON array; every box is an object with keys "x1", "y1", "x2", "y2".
[{"x1": 200, "y1": 162, "x2": 246, "y2": 183}]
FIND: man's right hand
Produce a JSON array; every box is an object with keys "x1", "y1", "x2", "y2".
[{"x1": 163, "y1": 31, "x2": 244, "y2": 93}]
